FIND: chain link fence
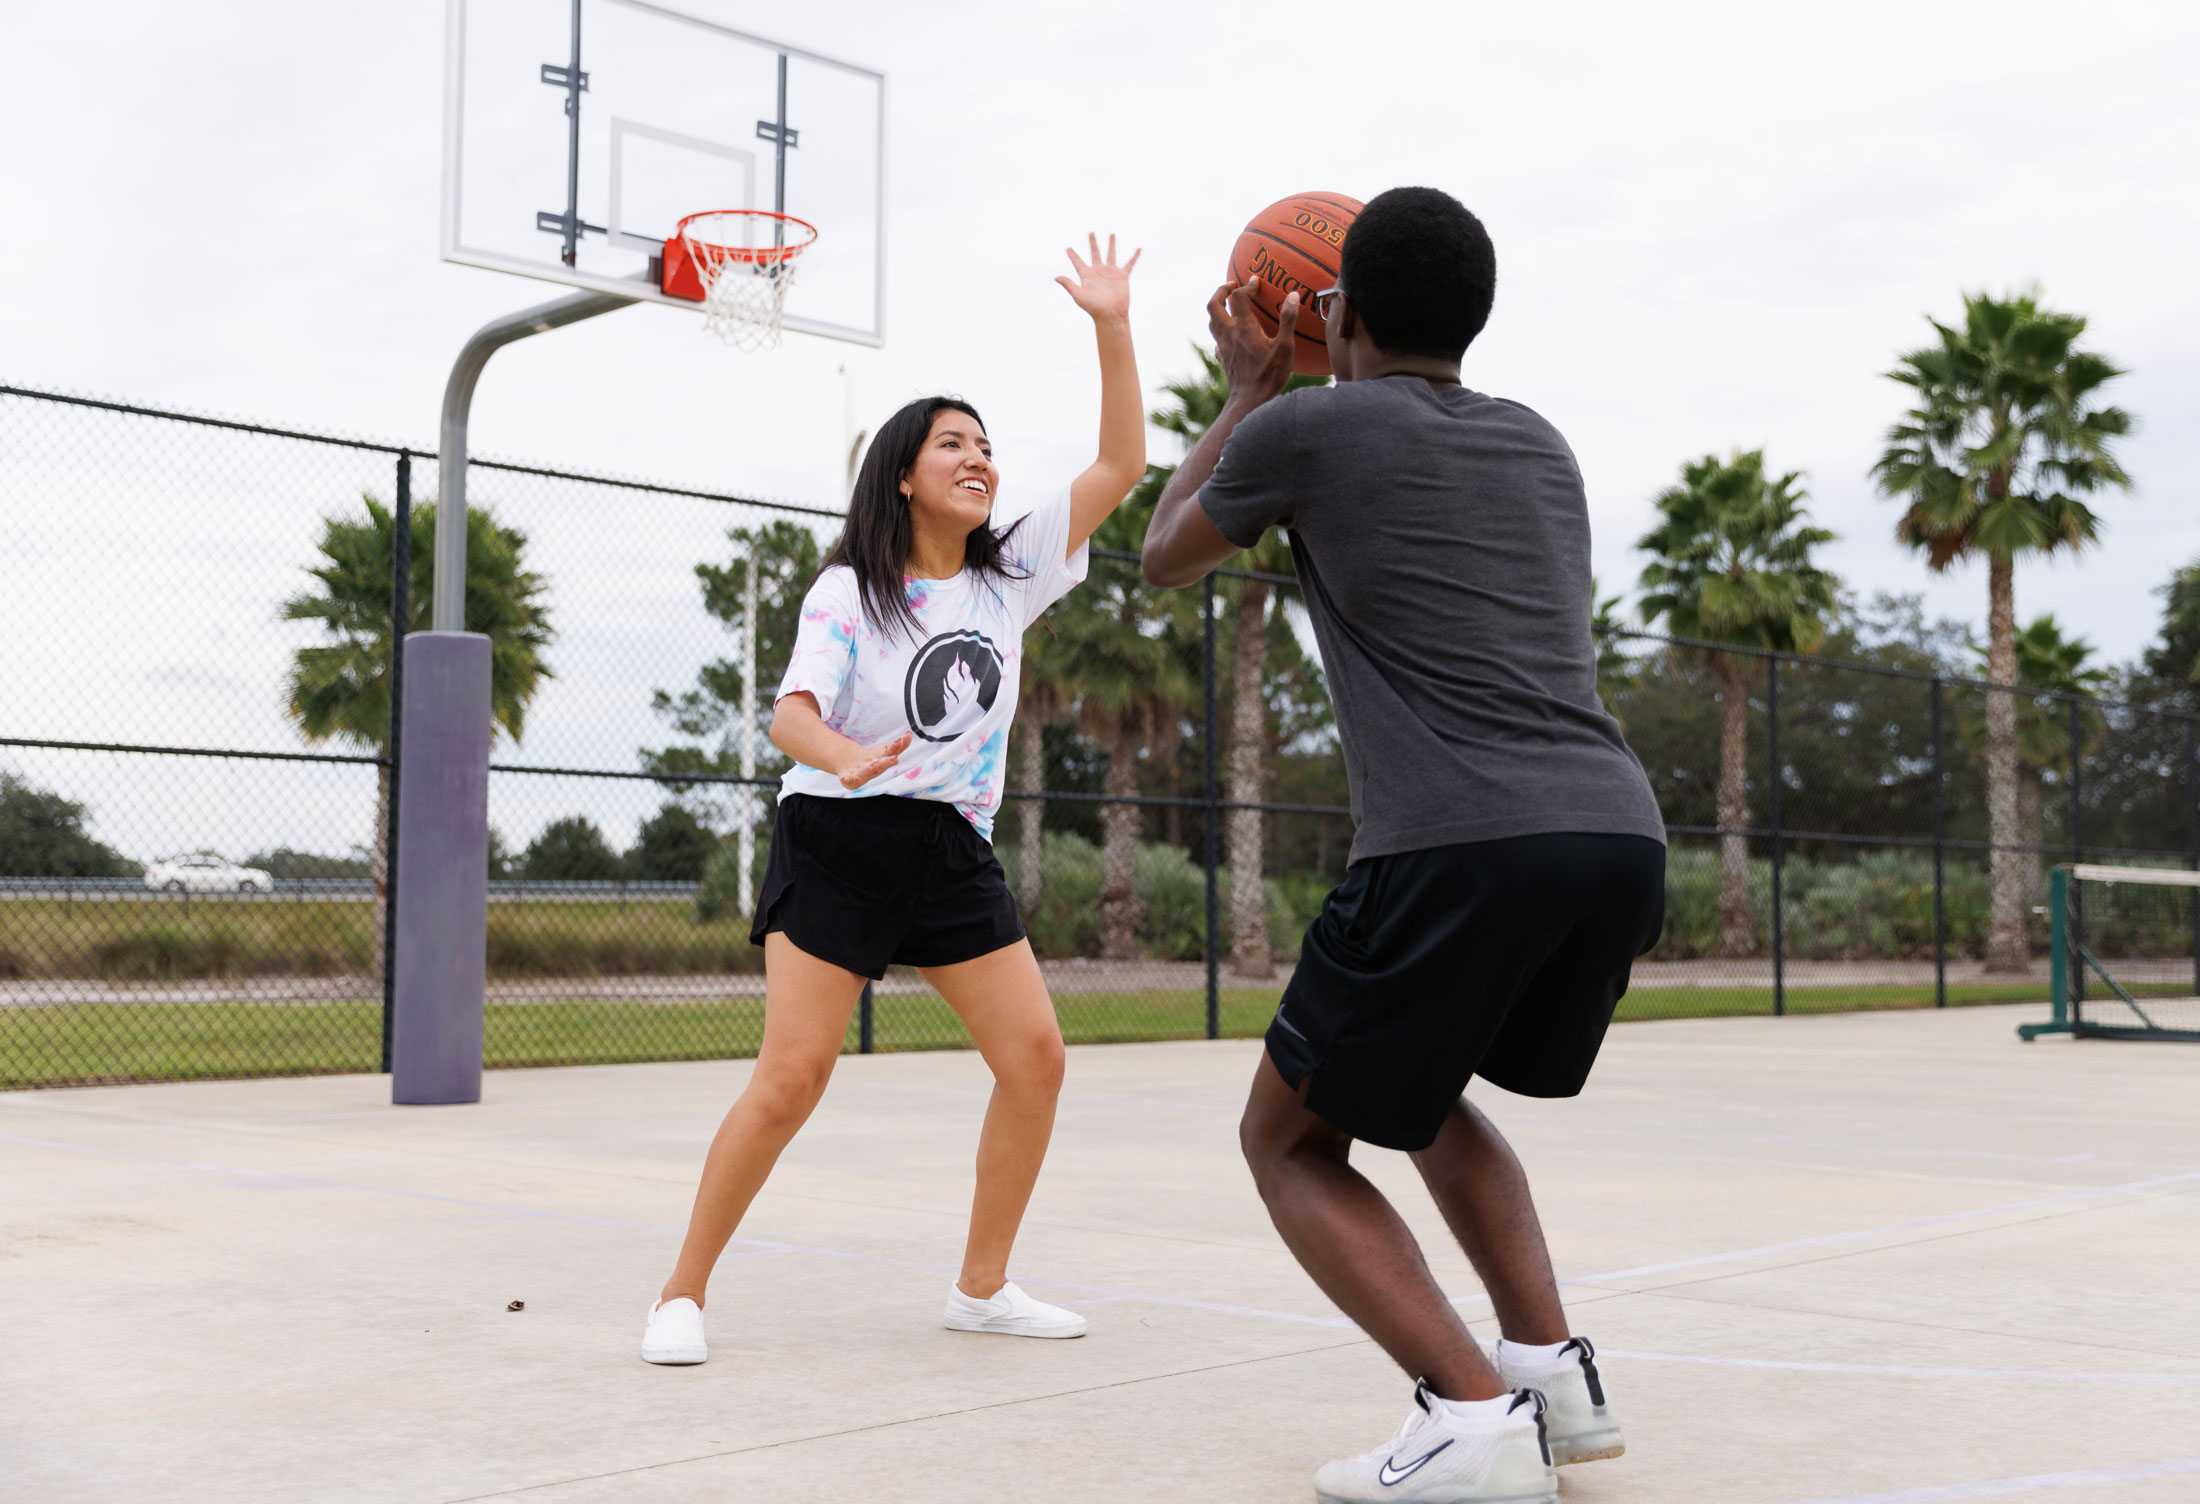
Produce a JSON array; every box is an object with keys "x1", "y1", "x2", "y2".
[{"x1": 4, "y1": 383, "x2": 2196, "y2": 1087}]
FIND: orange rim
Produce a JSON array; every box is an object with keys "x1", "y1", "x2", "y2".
[{"x1": 676, "y1": 209, "x2": 819, "y2": 267}]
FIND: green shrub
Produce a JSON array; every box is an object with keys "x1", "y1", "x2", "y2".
[
  {"x1": 1002, "y1": 831, "x2": 1105, "y2": 957},
  {"x1": 1648, "y1": 847, "x2": 1995, "y2": 960},
  {"x1": 999, "y1": 834, "x2": 1319, "y2": 961},
  {"x1": 486, "y1": 905, "x2": 764, "y2": 976},
  {"x1": 1135, "y1": 842, "x2": 1207, "y2": 959},
  {"x1": 519, "y1": 816, "x2": 623, "y2": 881},
  {"x1": 91, "y1": 921, "x2": 242, "y2": 979},
  {"x1": 628, "y1": 803, "x2": 718, "y2": 881},
  {"x1": 694, "y1": 841, "x2": 758, "y2": 924}
]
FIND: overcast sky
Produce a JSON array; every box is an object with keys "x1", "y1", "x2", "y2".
[{"x1": 5, "y1": 0, "x2": 2197, "y2": 856}]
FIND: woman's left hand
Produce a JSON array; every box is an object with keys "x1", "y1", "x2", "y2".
[{"x1": 1055, "y1": 232, "x2": 1140, "y2": 323}]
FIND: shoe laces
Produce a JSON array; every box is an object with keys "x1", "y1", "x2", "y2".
[{"x1": 1358, "y1": 1380, "x2": 1441, "y2": 1459}]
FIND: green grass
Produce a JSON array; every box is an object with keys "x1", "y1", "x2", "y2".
[
  {"x1": 6, "y1": 980, "x2": 2137, "y2": 1089},
  {"x1": 0, "y1": 897, "x2": 763, "y2": 982},
  {"x1": 1615, "y1": 980, "x2": 2059, "y2": 1020},
  {"x1": 0, "y1": 990, "x2": 1275, "y2": 1086}
]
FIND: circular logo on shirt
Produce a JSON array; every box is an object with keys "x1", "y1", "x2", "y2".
[{"x1": 904, "y1": 630, "x2": 1005, "y2": 742}]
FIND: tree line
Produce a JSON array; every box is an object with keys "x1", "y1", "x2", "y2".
[{"x1": 11, "y1": 283, "x2": 2158, "y2": 982}]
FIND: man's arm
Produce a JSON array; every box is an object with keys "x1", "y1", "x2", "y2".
[{"x1": 1141, "y1": 283, "x2": 1301, "y2": 588}]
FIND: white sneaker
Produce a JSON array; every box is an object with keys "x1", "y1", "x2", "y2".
[
  {"x1": 942, "y1": 1280, "x2": 1088, "y2": 1339},
  {"x1": 1494, "y1": 1337, "x2": 1623, "y2": 1464},
  {"x1": 640, "y1": 1296, "x2": 707, "y2": 1365},
  {"x1": 1313, "y1": 1382, "x2": 1556, "y2": 1504}
]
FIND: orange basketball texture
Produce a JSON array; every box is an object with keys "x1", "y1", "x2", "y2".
[{"x1": 1228, "y1": 193, "x2": 1364, "y2": 376}]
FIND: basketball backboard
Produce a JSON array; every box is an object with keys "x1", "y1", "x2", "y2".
[{"x1": 442, "y1": 0, "x2": 885, "y2": 346}]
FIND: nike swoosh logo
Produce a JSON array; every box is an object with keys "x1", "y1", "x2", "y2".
[
  {"x1": 1274, "y1": 1007, "x2": 1307, "y2": 1040},
  {"x1": 1377, "y1": 1438, "x2": 1452, "y2": 1486}
]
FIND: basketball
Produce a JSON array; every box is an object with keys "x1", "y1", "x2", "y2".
[{"x1": 1228, "y1": 192, "x2": 1364, "y2": 375}]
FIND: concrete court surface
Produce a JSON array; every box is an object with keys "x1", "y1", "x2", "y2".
[{"x1": 4, "y1": 1004, "x2": 2197, "y2": 1504}]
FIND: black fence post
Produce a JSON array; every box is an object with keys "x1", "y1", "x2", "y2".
[
  {"x1": 1930, "y1": 676, "x2": 1946, "y2": 1009},
  {"x1": 2068, "y1": 696, "x2": 2084, "y2": 1010},
  {"x1": 859, "y1": 981, "x2": 874, "y2": 1054},
  {"x1": 2187, "y1": 716, "x2": 2199, "y2": 996},
  {"x1": 1203, "y1": 574, "x2": 1220, "y2": 1041},
  {"x1": 381, "y1": 454, "x2": 411, "y2": 1074},
  {"x1": 1767, "y1": 655, "x2": 1784, "y2": 1017}
]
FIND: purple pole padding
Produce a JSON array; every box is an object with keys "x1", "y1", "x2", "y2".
[{"x1": 391, "y1": 631, "x2": 491, "y2": 1105}]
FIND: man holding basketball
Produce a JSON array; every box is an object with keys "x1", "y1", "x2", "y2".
[{"x1": 1144, "y1": 187, "x2": 1665, "y2": 1504}]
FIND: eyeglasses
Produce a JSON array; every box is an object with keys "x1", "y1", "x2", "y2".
[{"x1": 1310, "y1": 286, "x2": 1345, "y2": 319}]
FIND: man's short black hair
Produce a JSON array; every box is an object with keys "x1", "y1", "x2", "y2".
[{"x1": 1340, "y1": 187, "x2": 1496, "y2": 360}]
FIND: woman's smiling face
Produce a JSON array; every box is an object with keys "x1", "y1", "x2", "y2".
[{"x1": 900, "y1": 409, "x2": 998, "y2": 540}]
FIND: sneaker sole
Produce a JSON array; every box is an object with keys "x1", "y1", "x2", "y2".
[
  {"x1": 1550, "y1": 1429, "x2": 1624, "y2": 1465},
  {"x1": 1316, "y1": 1487, "x2": 1557, "y2": 1504},
  {"x1": 640, "y1": 1347, "x2": 707, "y2": 1365},
  {"x1": 942, "y1": 1315, "x2": 1086, "y2": 1339}
]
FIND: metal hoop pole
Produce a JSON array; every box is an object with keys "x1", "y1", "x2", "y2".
[
  {"x1": 398, "y1": 278, "x2": 644, "y2": 1105},
  {"x1": 434, "y1": 282, "x2": 643, "y2": 630}
]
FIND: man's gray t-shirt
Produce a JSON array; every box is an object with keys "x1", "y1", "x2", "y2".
[{"x1": 1201, "y1": 375, "x2": 1664, "y2": 865}]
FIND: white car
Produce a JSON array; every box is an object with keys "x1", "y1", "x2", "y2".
[{"x1": 143, "y1": 854, "x2": 274, "y2": 895}]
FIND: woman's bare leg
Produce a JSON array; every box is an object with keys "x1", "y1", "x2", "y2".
[
  {"x1": 659, "y1": 932, "x2": 865, "y2": 1307},
  {"x1": 918, "y1": 939, "x2": 1066, "y2": 1299}
]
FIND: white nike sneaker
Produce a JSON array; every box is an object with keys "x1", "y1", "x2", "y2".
[
  {"x1": 640, "y1": 1296, "x2": 707, "y2": 1365},
  {"x1": 942, "y1": 1280, "x2": 1088, "y2": 1339},
  {"x1": 1494, "y1": 1337, "x2": 1623, "y2": 1464},
  {"x1": 1313, "y1": 1382, "x2": 1557, "y2": 1504}
]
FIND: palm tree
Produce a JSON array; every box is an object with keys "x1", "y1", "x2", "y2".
[
  {"x1": 1589, "y1": 576, "x2": 1635, "y2": 729},
  {"x1": 1967, "y1": 615, "x2": 2109, "y2": 911},
  {"x1": 1638, "y1": 452, "x2": 1837, "y2": 958},
  {"x1": 1141, "y1": 346, "x2": 1326, "y2": 978},
  {"x1": 1043, "y1": 503, "x2": 1200, "y2": 957},
  {"x1": 1873, "y1": 290, "x2": 2132, "y2": 971},
  {"x1": 1013, "y1": 621, "x2": 1076, "y2": 913},
  {"x1": 282, "y1": 497, "x2": 554, "y2": 983}
]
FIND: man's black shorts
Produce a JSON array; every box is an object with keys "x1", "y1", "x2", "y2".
[
  {"x1": 751, "y1": 793, "x2": 1026, "y2": 979},
  {"x1": 1266, "y1": 831, "x2": 1666, "y2": 1152}
]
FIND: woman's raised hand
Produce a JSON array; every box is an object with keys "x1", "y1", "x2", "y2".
[
  {"x1": 837, "y1": 730, "x2": 913, "y2": 790},
  {"x1": 1055, "y1": 233, "x2": 1140, "y2": 323}
]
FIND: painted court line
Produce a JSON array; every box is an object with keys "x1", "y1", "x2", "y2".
[
  {"x1": 1773, "y1": 1454, "x2": 2200, "y2": 1502},
  {"x1": 1600, "y1": 1350, "x2": 2200, "y2": 1385},
  {"x1": 11, "y1": 1129, "x2": 2200, "y2": 1366},
  {"x1": 1573, "y1": 1169, "x2": 2200, "y2": 1284},
  {"x1": 1692, "y1": 1131, "x2": 2198, "y2": 1177}
]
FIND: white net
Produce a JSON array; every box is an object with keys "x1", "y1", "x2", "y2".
[
  {"x1": 2067, "y1": 864, "x2": 2200, "y2": 1040},
  {"x1": 677, "y1": 211, "x2": 814, "y2": 351},
  {"x1": 696, "y1": 256, "x2": 800, "y2": 350}
]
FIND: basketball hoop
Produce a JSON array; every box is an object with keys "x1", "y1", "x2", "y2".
[{"x1": 661, "y1": 210, "x2": 820, "y2": 350}]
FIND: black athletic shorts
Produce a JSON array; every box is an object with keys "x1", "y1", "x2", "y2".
[
  {"x1": 1266, "y1": 831, "x2": 1666, "y2": 1152},
  {"x1": 750, "y1": 793, "x2": 1025, "y2": 979}
]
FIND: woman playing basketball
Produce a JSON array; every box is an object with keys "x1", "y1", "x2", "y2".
[{"x1": 642, "y1": 235, "x2": 1142, "y2": 1363}]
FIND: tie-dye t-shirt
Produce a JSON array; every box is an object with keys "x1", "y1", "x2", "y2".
[{"x1": 773, "y1": 487, "x2": 1088, "y2": 839}]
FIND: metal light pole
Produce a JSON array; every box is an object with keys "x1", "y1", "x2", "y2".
[{"x1": 738, "y1": 534, "x2": 759, "y2": 915}]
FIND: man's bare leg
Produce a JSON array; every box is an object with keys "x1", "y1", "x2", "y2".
[
  {"x1": 1409, "y1": 1095, "x2": 1569, "y2": 1344},
  {"x1": 1239, "y1": 1056, "x2": 1505, "y2": 1401}
]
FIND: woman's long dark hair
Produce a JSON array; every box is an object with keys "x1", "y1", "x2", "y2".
[{"x1": 823, "y1": 395, "x2": 1028, "y2": 642}]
